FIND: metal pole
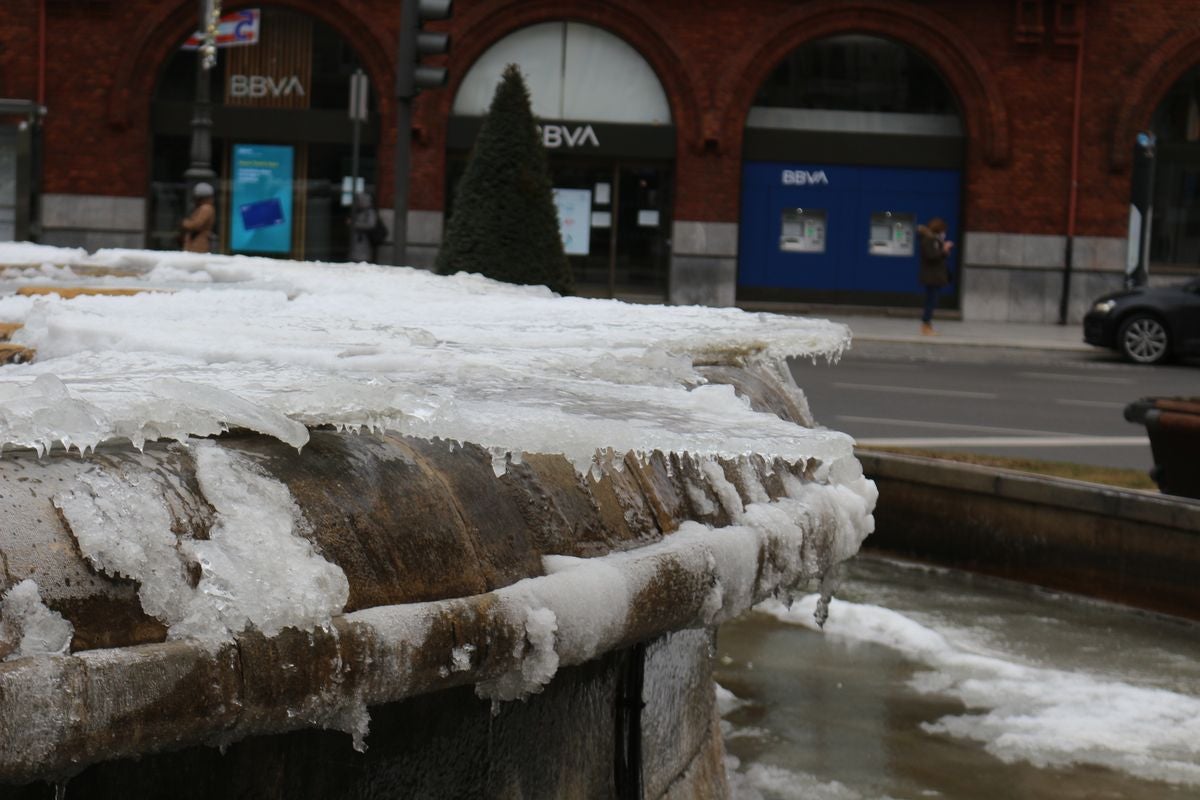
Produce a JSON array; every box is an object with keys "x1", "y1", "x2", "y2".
[
  {"x1": 350, "y1": 69, "x2": 363, "y2": 202},
  {"x1": 184, "y1": 0, "x2": 217, "y2": 192},
  {"x1": 1126, "y1": 132, "x2": 1156, "y2": 289},
  {"x1": 392, "y1": 0, "x2": 417, "y2": 269},
  {"x1": 392, "y1": 96, "x2": 411, "y2": 267}
]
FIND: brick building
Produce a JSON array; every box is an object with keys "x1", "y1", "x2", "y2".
[{"x1": 1, "y1": 0, "x2": 1198, "y2": 321}]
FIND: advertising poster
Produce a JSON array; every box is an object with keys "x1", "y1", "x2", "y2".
[
  {"x1": 552, "y1": 188, "x2": 592, "y2": 256},
  {"x1": 230, "y1": 143, "x2": 293, "y2": 254}
]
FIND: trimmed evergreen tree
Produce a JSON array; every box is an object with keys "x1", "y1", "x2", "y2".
[{"x1": 436, "y1": 64, "x2": 574, "y2": 295}]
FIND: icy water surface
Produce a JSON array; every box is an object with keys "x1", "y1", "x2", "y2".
[{"x1": 718, "y1": 556, "x2": 1200, "y2": 800}]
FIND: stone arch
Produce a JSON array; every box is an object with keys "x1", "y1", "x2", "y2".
[
  {"x1": 105, "y1": 0, "x2": 394, "y2": 132},
  {"x1": 1110, "y1": 21, "x2": 1200, "y2": 172},
  {"x1": 717, "y1": 0, "x2": 1010, "y2": 167}
]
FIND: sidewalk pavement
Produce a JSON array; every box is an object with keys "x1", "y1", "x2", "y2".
[{"x1": 817, "y1": 313, "x2": 1092, "y2": 352}]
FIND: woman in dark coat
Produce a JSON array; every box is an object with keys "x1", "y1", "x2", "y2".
[{"x1": 916, "y1": 217, "x2": 954, "y2": 335}]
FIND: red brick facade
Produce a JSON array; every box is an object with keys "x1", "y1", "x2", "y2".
[{"x1": 2, "y1": 0, "x2": 1199, "y2": 238}]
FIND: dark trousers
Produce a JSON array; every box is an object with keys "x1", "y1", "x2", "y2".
[{"x1": 921, "y1": 285, "x2": 939, "y2": 323}]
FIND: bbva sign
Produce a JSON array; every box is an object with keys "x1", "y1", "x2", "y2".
[
  {"x1": 229, "y1": 74, "x2": 306, "y2": 99},
  {"x1": 539, "y1": 124, "x2": 600, "y2": 149},
  {"x1": 781, "y1": 169, "x2": 829, "y2": 186}
]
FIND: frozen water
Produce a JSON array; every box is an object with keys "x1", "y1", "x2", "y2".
[
  {"x1": 758, "y1": 594, "x2": 1200, "y2": 788},
  {"x1": 0, "y1": 580, "x2": 74, "y2": 660},
  {"x1": 52, "y1": 440, "x2": 349, "y2": 646},
  {"x1": 0, "y1": 245, "x2": 853, "y2": 472},
  {"x1": 476, "y1": 475, "x2": 875, "y2": 701},
  {"x1": 725, "y1": 754, "x2": 875, "y2": 800}
]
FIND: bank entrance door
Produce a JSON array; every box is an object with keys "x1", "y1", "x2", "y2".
[{"x1": 552, "y1": 160, "x2": 672, "y2": 298}]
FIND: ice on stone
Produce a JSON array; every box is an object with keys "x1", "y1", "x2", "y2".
[
  {"x1": 0, "y1": 244, "x2": 854, "y2": 473},
  {"x1": 52, "y1": 440, "x2": 349, "y2": 647},
  {"x1": 0, "y1": 580, "x2": 74, "y2": 660}
]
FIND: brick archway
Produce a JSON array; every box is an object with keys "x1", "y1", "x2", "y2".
[
  {"x1": 408, "y1": 0, "x2": 701, "y2": 209},
  {"x1": 715, "y1": 0, "x2": 1011, "y2": 169},
  {"x1": 1110, "y1": 21, "x2": 1200, "y2": 173},
  {"x1": 105, "y1": 1, "x2": 394, "y2": 134}
]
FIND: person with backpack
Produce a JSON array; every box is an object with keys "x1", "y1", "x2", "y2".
[{"x1": 348, "y1": 192, "x2": 385, "y2": 263}]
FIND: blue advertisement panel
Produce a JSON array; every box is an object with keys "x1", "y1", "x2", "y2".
[{"x1": 230, "y1": 143, "x2": 293, "y2": 254}]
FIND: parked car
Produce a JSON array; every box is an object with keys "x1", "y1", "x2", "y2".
[{"x1": 1083, "y1": 277, "x2": 1200, "y2": 364}]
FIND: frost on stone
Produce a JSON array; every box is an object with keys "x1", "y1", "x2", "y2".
[
  {"x1": 52, "y1": 440, "x2": 349, "y2": 647},
  {"x1": 476, "y1": 604, "x2": 560, "y2": 703},
  {"x1": 286, "y1": 686, "x2": 371, "y2": 753},
  {"x1": 474, "y1": 470, "x2": 875, "y2": 703},
  {"x1": 0, "y1": 580, "x2": 74, "y2": 660},
  {"x1": 450, "y1": 643, "x2": 475, "y2": 673}
]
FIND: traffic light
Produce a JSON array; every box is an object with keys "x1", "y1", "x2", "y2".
[{"x1": 396, "y1": 0, "x2": 452, "y2": 99}]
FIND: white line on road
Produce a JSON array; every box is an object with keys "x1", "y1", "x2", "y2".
[
  {"x1": 831, "y1": 382, "x2": 998, "y2": 400},
  {"x1": 837, "y1": 415, "x2": 1076, "y2": 437},
  {"x1": 855, "y1": 436, "x2": 1148, "y2": 448},
  {"x1": 1017, "y1": 371, "x2": 1134, "y2": 385},
  {"x1": 1055, "y1": 398, "x2": 1128, "y2": 409}
]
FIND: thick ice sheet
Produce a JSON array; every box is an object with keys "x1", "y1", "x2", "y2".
[{"x1": 0, "y1": 246, "x2": 853, "y2": 471}]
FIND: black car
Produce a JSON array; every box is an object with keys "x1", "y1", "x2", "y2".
[{"x1": 1083, "y1": 277, "x2": 1200, "y2": 364}]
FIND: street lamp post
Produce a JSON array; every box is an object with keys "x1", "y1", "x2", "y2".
[{"x1": 183, "y1": 0, "x2": 219, "y2": 193}]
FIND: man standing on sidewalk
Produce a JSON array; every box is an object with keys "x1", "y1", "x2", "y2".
[{"x1": 917, "y1": 217, "x2": 953, "y2": 335}]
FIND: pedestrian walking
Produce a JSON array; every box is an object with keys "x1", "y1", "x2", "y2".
[
  {"x1": 180, "y1": 182, "x2": 216, "y2": 254},
  {"x1": 348, "y1": 192, "x2": 380, "y2": 263},
  {"x1": 916, "y1": 217, "x2": 953, "y2": 335}
]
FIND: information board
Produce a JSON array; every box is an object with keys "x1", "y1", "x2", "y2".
[
  {"x1": 552, "y1": 188, "x2": 592, "y2": 256},
  {"x1": 230, "y1": 143, "x2": 294, "y2": 254}
]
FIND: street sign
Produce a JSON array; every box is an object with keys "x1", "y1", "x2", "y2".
[{"x1": 182, "y1": 9, "x2": 260, "y2": 50}]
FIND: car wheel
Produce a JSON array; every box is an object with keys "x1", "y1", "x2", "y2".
[{"x1": 1118, "y1": 314, "x2": 1171, "y2": 364}]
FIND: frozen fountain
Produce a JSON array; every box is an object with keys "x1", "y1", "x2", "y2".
[{"x1": 0, "y1": 246, "x2": 875, "y2": 797}]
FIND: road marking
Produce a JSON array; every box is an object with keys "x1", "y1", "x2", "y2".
[
  {"x1": 855, "y1": 436, "x2": 1148, "y2": 448},
  {"x1": 837, "y1": 415, "x2": 1074, "y2": 437},
  {"x1": 1018, "y1": 371, "x2": 1134, "y2": 385},
  {"x1": 1055, "y1": 398, "x2": 1128, "y2": 409},
  {"x1": 832, "y1": 382, "x2": 997, "y2": 400}
]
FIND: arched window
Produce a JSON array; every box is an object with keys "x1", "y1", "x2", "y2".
[
  {"x1": 453, "y1": 22, "x2": 670, "y2": 125},
  {"x1": 747, "y1": 35, "x2": 961, "y2": 152}
]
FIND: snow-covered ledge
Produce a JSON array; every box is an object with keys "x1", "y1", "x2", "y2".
[{"x1": 0, "y1": 246, "x2": 875, "y2": 791}]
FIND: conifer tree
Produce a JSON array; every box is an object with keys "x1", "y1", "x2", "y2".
[{"x1": 436, "y1": 65, "x2": 573, "y2": 295}]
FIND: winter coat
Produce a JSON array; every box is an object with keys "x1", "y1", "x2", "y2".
[
  {"x1": 181, "y1": 202, "x2": 216, "y2": 253},
  {"x1": 349, "y1": 206, "x2": 378, "y2": 263},
  {"x1": 917, "y1": 224, "x2": 950, "y2": 288}
]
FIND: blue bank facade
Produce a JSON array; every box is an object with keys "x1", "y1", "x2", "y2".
[{"x1": 738, "y1": 161, "x2": 961, "y2": 307}]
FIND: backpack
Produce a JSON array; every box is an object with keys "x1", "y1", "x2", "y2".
[{"x1": 367, "y1": 216, "x2": 388, "y2": 247}]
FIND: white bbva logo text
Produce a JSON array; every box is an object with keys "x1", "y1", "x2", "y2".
[
  {"x1": 230, "y1": 75, "x2": 306, "y2": 98},
  {"x1": 539, "y1": 124, "x2": 600, "y2": 149},
  {"x1": 781, "y1": 169, "x2": 829, "y2": 186}
]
